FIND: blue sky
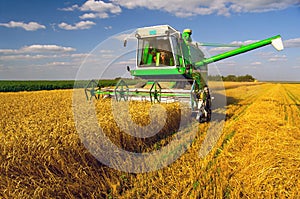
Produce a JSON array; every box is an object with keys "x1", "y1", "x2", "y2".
[{"x1": 0, "y1": 0, "x2": 299, "y2": 81}]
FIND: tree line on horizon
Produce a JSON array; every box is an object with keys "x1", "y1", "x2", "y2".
[{"x1": 208, "y1": 74, "x2": 256, "y2": 82}]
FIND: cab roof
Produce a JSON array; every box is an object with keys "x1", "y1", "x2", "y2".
[{"x1": 136, "y1": 25, "x2": 179, "y2": 38}]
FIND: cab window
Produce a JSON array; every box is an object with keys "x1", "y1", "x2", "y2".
[{"x1": 137, "y1": 36, "x2": 175, "y2": 67}]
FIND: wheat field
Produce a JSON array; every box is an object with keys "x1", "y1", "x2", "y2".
[{"x1": 0, "y1": 82, "x2": 299, "y2": 198}]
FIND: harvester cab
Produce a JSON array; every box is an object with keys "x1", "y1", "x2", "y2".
[
  {"x1": 128, "y1": 25, "x2": 206, "y2": 84},
  {"x1": 87, "y1": 25, "x2": 284, "y2": 122}
]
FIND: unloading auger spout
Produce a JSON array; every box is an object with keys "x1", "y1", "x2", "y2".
[{"x1": 195, "y1": 35, "x2": 284, "y2": 67}]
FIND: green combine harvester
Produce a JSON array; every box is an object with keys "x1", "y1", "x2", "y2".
[{"x1": 85, "y1": 25, "x2": 284, "y2": 122}]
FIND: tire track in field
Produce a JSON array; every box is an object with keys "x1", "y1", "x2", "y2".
[
  {"x1": 283, "y1": 84, "x2": 300, "y2": 110},
  {"x1": 281, "y1": 84, "x2": 300, "y2": 127}
]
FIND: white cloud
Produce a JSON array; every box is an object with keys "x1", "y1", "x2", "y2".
[
  {"x1": 58, "y1": 21, "x2": 95, "y2": 30},
  {"x1": 217, "y1": 60, "x2": 237, "y2": 66},
  {"x1": 0, "y1": 45, "x2": 76, "y2": 55},
  {"x1": 229, "y1": 0, "x2": 299, "y2": 13},
  {"x1": 62, "y1": 0, "x2": 121, "y2": 19},
  {"x1": 251, "y1": 61, "x2": 262, "y2": 65},
  {"x1": 71, "y1": 53, "x2": 89, "y2": 58},
  {"x1": 110, "y1": 0, "x2": 299, "y2": 17},
  {"x1": 268, "y1": 54, "x2": 287, "y2": 62},
  {"x1": 231, "y1": 40, "x2": 258, "y2": 46},
  {"x1": 0, "y1": 54, "x2": 49, "y2": 60},
  {"x1": 209, "y1": 46, "x2": 235, "y2": 54},
  {"x1": 256, "y1": 51, "x2": 274, "y2": 57},
  {"x1": 21, "y1": 45, "x2": 76, "y2": 53},
  {"x1": 283, "y1": 37, "x2": 300, "y2": 48},
  {"x1": 117, "y1": 58, "x2": 136, "y2": 65},
  {"x1": 79, "y1": 13, "x2": 97, "y2": 19},
  {"x1": 256, "y1": 51, "x2": 287, "y2": 62},
  {"x1": 0, "y1": 54, "x2": 80, "y2": 61},
  {"x1": 99, "y1": 50, "x2": 114, "y2": 53},
  {"x1": 0, "y1": 49, "x2": 16, "y2": 54},
  {"x1": 58, "y1": 4, "x2": 79, "y2": 11},
  {"x1": 80, "y1": 0, "x2": 121, "y2": 14},
  {"x1": 45, "y1": 61, "x2": 74, "y2": 67},
  {"x1": 104, "y1": 26, "x2": 112, "y2": 30},
  {"x1": 80, "y1": 12, "x2": 109, "y2": 19},
  {"x1": 0, "y1": 21, "x2": 46, "y2": 31},
  {"x1": 0, "y1": 53, "x2": 87, "y2": 70}
]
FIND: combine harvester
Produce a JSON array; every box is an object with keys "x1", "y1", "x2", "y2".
[{"x1": 85, "y1": 25, "x2": 284, "y2": 122}]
